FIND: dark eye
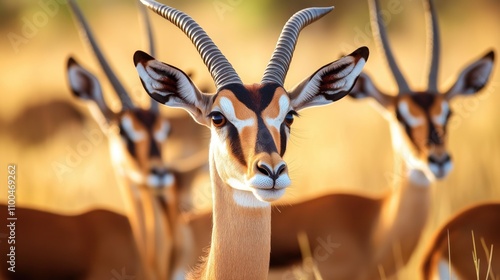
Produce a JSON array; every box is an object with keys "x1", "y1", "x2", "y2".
[
  {"x1": 210, "y1": 112, "x2": 227, "y2": 127},
  {"x1": 284, "y1": 111, "x2": 297, "y2": 127}
]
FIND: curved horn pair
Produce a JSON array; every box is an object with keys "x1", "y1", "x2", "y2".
[
  {"x1": 69, "y1": 1, "x2": 159, "y2": 111},
  {"x1": 68, "y1": 0, "x2": 135, "y2": 109},
  {"x1": 369, "y1": 0, "x2": 440, "y2": 94},
  {"x1": 139, "y1": 0, "x2": 332, "y2": 89}
]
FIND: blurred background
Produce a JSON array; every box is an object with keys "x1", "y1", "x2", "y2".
[{"x1": 0, "y1": 0, "x2": 499, "y2": 278}]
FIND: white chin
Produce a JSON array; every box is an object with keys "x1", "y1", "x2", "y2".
[{"x1": 253, "y1": 188, "x2": 286, "y2": 202}]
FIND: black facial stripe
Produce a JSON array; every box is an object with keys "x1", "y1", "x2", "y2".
[
  {"x1": 119, "y1": 124, "x2": 137, "y2": 156},
  {"x1": 226, "y1": 121, "x2": 247, "y2": 166},
  {"x1": 255, "y1": 117, "x2": 278, "y2": 155},
  {"x1": 149, "y1": 135, "x2": 161, "y2": 157},
  {"x1": 279, "y1": 123, "x2": 288, "y2": 157}
]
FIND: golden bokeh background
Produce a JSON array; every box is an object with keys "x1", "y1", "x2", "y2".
[{"x1": 0, "y1": 0, "x2": 499, "y2": 278}]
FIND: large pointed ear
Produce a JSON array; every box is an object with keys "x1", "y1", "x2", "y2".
[
  {"x1": 348, "y1": 72, "x2": 396, "y2": 108},
  {"x1": 133, "y1": 51, "x2": 211, "y2": 126},
  {"x1": 288, "y1": 47, "x2": 369, "y2": 111},
  {"x1": 444, "y1": 50, "x2": 495, "y2": 100},
  {"x1": 66, "y1": 57, "x2": 114, "y2": 120}
]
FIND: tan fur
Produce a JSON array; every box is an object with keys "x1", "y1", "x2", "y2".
[
  {"x1": 422, "y1": 203, "x2": 500, "y2": 280},
  {"x1": 0, "y1": 205, "x2": 143, "y2": 279}
]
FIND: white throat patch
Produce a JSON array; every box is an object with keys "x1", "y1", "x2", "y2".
[{"x1": 233, "y1": 189, "x2": 270, "y2": 208}]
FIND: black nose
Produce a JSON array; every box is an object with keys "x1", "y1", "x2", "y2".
[
  {"x1": 151, "y1": 167, "x2": 168, "y2": 177},
  {"x1": 255, "y1": 162, "x2": 286, "y2": 181},
  {"x1": 428, "y1": 154, "x2": 451, "y2": 167}
]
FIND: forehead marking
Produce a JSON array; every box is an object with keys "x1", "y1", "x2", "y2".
[
  {"x1": 121, "y1": 115, "x2": 146, "y2": 142},
  {"x1": 218, "y1": 97, "x2": 255, "y2": 132},
  {"x1": 265, "y1": 95, "x2": 290, "y2": 130},
  {"x1": 432, "y1": 102, "x2": 449, "y2": 126},
  {"x1": 154, "y1": 120, "x2": 170, "y2": 142},
  {"x1": 398, "y1": 101, "x2": 424, "y2": 127}
]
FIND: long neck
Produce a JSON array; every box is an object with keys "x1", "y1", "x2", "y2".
[
  {"x1": 371, "y1": 119, "x2": 434, "y2": 274},
  {"x1": 190, "y1": 153, "x2": 271, "y2": 280}
]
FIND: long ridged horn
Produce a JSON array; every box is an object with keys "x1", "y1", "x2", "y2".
[
  {"x1": 68, "y1": 0, "x2": 134, "y2": 109},
  {"x1": 261, "y1": 7, "x2": 333, "y2": 86},
  {"x1": 424, "y1": 0, "x2": 440, "y2": 92},
  {"x1": 139, "y1": 0, "x2": 242, "y2": 90},
  {"x1": 137, "y1": 0, "x2": 159, "y2": 112},
  {"x1": 369, "y1": 0, "x2": 411, "y2": 94}
]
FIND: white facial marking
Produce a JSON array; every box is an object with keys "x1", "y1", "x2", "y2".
[
  {"x1": 121, "y1": 115, "x2": 146, "y2": 142},
  {"x1": 218, "y1": 97, "x2": 254, "y2": 132},
  {"x1": 233, "y1": 189, "x2": 270, "y2": 208},
  {"x1": 398, "y1": 101, "x2": 424, "y2": 127},
  {"x1": 265, "y1": 95, "x2": 290, "y2": 130},
  {"x1": 433, "y1": 102, "x2": 449, "y2": 126},
  {"x1": 154, "y1": 120, "x2": 170, "y2": 142}
]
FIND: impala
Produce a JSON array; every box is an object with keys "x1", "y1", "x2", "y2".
[
  {"x1": 181, "y1": 0, "x2": 494, "y2": 278},
  {"x1": 67, "y1": 1, "x2": 183, "y2": 278},
  {"x1": 422, "y1": 202, "x2": 500, "y2": 279},
  {"x1": 346, "y1": 0, "x2": 495, "y2": 278},
  {"x1": 0, "y1": 204, "x2": 142, "y2": 279},
  {"x1": 134, "y1": 0, "x2": 368, "y2": 278}
]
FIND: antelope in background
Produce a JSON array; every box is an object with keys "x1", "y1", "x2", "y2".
[
  {"x1": 186, "y1": 0, "x2": 495, "y2": 279},
  {"x1": 0, "y1": 205, "x2": 141, "y2": 279},
  {"x1": 347, "y1": 0, "x2": 495, "y2": 278},
  {"x1": 66, "y1": 0, "x2": 197, "y2": 278},
  {"x1": 134, "y1": 0, "x2": 368, "y2": 278},
  {"x1": 422, "y1": 201, "x2": 500, "y2": 279}
]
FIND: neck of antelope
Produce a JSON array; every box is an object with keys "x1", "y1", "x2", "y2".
[
  {"x1": 190, "y1": 150, "x2": 271, "y2": 280},
  {"x1": 371, "y1": 119, "x2": 434, "y2": 274},
  {"x1": 108, "y1": 133, "x2": 175, "y2": 279}
]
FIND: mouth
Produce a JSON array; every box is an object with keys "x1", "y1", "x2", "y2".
[{"x1": 253, "y1": 187, "x2": 286, "y2": 202}]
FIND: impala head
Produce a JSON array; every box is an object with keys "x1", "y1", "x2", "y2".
[
  {"x1": 134, "y1": 0, "x2": 368, "y2": 204},
  {"x1": 66, "y1": 0, "x2": 175, "y2": 190},
  {"x1": 349, "y1": 0, "x2": 495, "y2": 179}
]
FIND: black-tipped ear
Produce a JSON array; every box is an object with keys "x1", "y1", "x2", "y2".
[
  {"x1": 134, "y1": 50, "x2": 211, "y2": 126},
  {"x1": 288, "y1": 46, "x2": 369, "y2": 111},
  {"x1": 66, "y1": 56, "x2": 114, "y2": 121},
  {"x1": 444, "y1": 49, "x2": 495, "y2": 100},
  {"x1": 133, "y1": 50, "x2": 155, "y2": 67}
]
